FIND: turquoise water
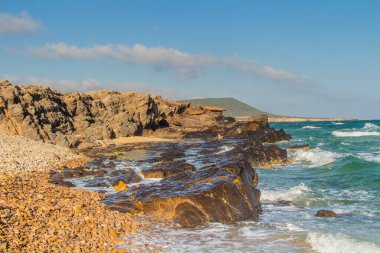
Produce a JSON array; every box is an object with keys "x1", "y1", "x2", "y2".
[
  {"x1": 262, "y1": 120, "x2": 380, "y2": 252},
  {"x1": 166, "y1": 120, "x2": 380, "y2": 253}
]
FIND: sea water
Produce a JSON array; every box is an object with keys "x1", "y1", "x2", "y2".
[{"x1": 164, "y1": 120, "x2": 380, "y2": 253}]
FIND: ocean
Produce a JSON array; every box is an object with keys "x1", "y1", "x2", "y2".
[{"x1": 160, "y1": 120, "x2": 380, "y2": 253}]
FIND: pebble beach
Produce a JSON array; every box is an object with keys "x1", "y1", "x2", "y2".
[{"x1": 0, "y1": 130, "x2": 158, "y2": 252}]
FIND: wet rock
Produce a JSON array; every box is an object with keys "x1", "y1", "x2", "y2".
[
  {"x1": 104, "y1": 141, "x2": 277, "y2": 228},
  {"x1": 49, "y1": 167, "x2": 107, "y2": 186},
  {"x1": 142, "y1": 160, "x2": 196, "y2": 179},
  {"x1": 108, "y1": 170, "x2": 143, "y2": 186},
  {"x1": 99, "y1": 161, "x2": 117, "y2": 169},
  {"x1": 84, "y1": 180, "x2": 109, "y2": 187},
  {"x1": 54, "y1": 168, "x2": 143, "y2": 188},
  {"x1": 315, "y1": 209, "x2": 337, "y2": 218},
  {"x1": 288, "y1": 145, "x2": 310, "y2": 151}
]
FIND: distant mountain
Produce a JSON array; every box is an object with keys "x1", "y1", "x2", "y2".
[{"x1": 179, "y1": 98, "x2": 282, "y2": 118}]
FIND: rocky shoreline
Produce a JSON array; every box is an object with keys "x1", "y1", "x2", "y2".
[
  {"x1": 1, "y1": 81, "x2": 291, "y2": 252},
  {"x1": 50, "y1": 114, "x2": 290, "y2": 229}
]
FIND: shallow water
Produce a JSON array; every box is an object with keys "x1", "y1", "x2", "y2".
[{"x1": 69, "y1": 120, "x2": 380, "y2": 253}]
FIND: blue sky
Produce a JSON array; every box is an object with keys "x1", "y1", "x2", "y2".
[{"x1": 0, "y1": 1, "x2": 379, "y2": 118}]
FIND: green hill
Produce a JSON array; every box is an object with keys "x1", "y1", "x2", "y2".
[{"x1": 179, "y1": 97, "x2": 282, "y2": 118}]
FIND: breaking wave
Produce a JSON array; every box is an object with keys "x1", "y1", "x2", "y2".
[
  {"x1": 363, "y1": 123, "x2": 380, "y2": 130},
  {"x1": 357, "y1": 153, "x2": 380, "y2": 163},
  {"x1": 291, "y1": 148, "x2": 341, "y2": 168},
  {"x1": 332, "y1": 123, "x2": 380, "y2": 137},
  {"x1": 333, "y1": 131, "x2": 380, "y2": 137},
  {"x1": 261, "y1": 183, "x2": 311, "y2": 203},
  {"x1": 332, "y1": 122, "x2": 345, "y2": 125},
  {"x1": 306, "y1": 232, "x2": 380, "y2": 253},
  {"x1": 302, "y1": 126, "x2": 321, "y2": 129}
]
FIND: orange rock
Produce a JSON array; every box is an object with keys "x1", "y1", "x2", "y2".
[
  {"x1": 114, "y1": 181, "x2": 128, "y2": 192},
  {"x1": 108, "y1": 228, "x2": 118, "y2": 238},
  {"x1": 202, "y1": 106, "x2": 225, "y2": 112}
]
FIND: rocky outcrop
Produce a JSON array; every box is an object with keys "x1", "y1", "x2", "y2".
[
  {"x1": 103, "y1": 138, "x2": 287, "y2": 228},
  {"x1": 0, "y1": 80, "x2": 223, "y2": 148}
]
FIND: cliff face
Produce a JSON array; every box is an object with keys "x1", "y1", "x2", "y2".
[{"x1": 0, "y1": 80, "x2": 221, "y2": 148}]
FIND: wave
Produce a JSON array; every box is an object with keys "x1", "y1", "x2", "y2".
[
  {"x1": 306, "y1": 232, "x2": 380, "y2": 253},
  {"x1": 302, "y1": 126, "x2": 321, "y2": 129},
  {"x1": 332, "y1": 122, "x2": 345, "y2": 125},
  {"x1": 332, "y1": 131, "x2": 380, "y2": 137},
  {"x1": 332, "y1": 122, "x2": 380, "y2": 137},
  {"x1": 357, "y1": 153, "x2": 380, "y2": 163},
  {"x1": 261, "y1": 183, "x2": 311, "y2": 203},
  {"x1": 363, "y1": 122, "x2": 380, "y2": 130},
  {"x1": 275, "y1": 223, "x2": 305, "y2": 232},
  {"x1": 291, "y1": 148, "x2": 341, "y2": 167}
]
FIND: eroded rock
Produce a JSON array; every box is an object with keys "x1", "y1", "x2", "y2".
[{"x1": 103, "y1": 139, "x2": 286, "y2": 228}]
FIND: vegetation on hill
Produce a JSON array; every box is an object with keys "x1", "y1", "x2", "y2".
[{"x1": 180, "y1": 98, "x2": 282, "y2": 118}]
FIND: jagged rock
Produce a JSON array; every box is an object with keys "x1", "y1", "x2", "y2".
[
  {"x1": 0, "y1": 81, "x2": 196, "y2": 148},
  {"x1": 103, "y1": 139, "x2": 287, "y2": 228},
  {"x1": 1, "y1": 81, "x2": 288, "y2": 150}
]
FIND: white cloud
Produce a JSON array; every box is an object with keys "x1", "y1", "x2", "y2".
[
  {"x1": 0, "y1": 11, "x2": 41, "y2": 34},
  {"x1": 2, "y1": 75, "x2": 188, "y2": 100},
  {"x1": 27, "y1": 43, "x2": 308, "y2": 82}
]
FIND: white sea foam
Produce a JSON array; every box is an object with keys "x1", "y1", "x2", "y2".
[
  {"x1": 276, "y1": 223, "x2": 305, "y2": 232},
  {"x1": 302, "y1": 126, "x2": 321, "y2": 129},
  {"x1": 261, "y1": 183, "x2": 311, "y2": 203},
  {"x1": 291, "y1": 148, "x2": 341, "y2": 167},
  {"x1": 363, "y1": 122, "x2": 380, "y2": 130},
  {"x1": 332, "y1": 131, "x2": 380, "y2": 137},
  {"x1": 306, "y1": 232, "x2": 380, "y2": 253},
  {"x1": 332, "y1": 122, "x2": 345, "y2": 125},
  {"x1": 332, "y1": 123, "x2": 380, "y2": 137},
  {"x1": 357, "y1": 153, "x2": 380, "y2": 163}
]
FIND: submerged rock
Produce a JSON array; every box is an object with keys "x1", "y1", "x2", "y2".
[{"x1": 315, "y1": 209, "x2": 337, "y2": 218}]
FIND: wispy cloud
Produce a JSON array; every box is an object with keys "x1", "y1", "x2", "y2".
[
  {"x1": 26, "y1": 43, "x2": 308, "y2": 82},
  {"x1": 0, "y1": 11, "x2": 41, "y2": 34},
  {"x1": 2, "y1": 75, "x2": 189, "y2": 100}
]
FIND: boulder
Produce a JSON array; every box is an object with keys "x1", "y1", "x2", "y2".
[{"x1": 315, "y1": 209, "x2": 337, "y2": 218}]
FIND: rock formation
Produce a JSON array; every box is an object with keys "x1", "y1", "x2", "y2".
[
  {"x1": 103, "y1": 138, "x2": 288, "y2": 228},
  {"x1": 1, "y1": 80, "x2": 293, "y2": 228},
  {"x1": 0, "y1": 80, "x2": 223, "y2": 148}
]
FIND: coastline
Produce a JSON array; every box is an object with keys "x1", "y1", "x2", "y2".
[{"x1": 268, "y1": 117, "x2": 364, "y2": 123}]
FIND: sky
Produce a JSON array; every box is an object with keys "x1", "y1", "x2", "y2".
[{"x1": 0, "y1": 1, "x2": 379, "y2": 118}]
